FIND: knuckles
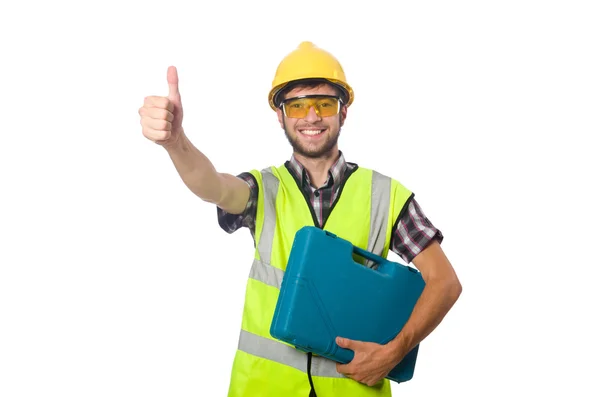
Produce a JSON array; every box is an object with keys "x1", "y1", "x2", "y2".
[
  {"x1": 138, "y1": 107, "x2": 173, "y2": 125},
  {"x1": 143, "y1": 96, "x2": 172, "y2": 110},
  {"x1": 157, "y1": 119, "x2": 171, "y2": 130}
]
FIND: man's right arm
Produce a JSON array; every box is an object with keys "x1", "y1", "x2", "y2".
[{"x1": 164, "y1": 131, "x2": 250, "y2": 214}]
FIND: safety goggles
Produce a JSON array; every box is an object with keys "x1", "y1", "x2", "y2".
[{"x1": 280, "y1": 95, "x2": 342, "y2": 118}]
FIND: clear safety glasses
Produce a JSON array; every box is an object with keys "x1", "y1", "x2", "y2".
[{"x1": 280, "y1": 95, "x2": 342, "y2": 119}]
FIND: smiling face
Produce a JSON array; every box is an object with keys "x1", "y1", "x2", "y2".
[{"x1": 277, "y1": 83, "x2": 348, "y2": 159}]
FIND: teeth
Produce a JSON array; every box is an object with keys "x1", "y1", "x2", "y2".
[{"x1": 300, "y1": 129, "x2": 323, "y2": 136}]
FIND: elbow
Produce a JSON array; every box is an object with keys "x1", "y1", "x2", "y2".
[
  {"x1": 453, "y1": 279, "x2": 463, "y2": 302},
  {"x1": 428, "y1": 273, "x2": 462, "y2": 304},
  {"x1": 447, "y1": 275, "x2": 462, "y2": 304}
]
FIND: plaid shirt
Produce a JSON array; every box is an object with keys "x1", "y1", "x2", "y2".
[{"x1": 217, "y1": 152, "x2": 443, "y2": 263}]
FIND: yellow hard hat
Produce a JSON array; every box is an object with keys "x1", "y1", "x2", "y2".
[{"x1": 268, "y1": 41, "x2": 354, "y2": 111}]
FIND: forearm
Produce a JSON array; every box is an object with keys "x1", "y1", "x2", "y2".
[
  {"x1": 164, "y1": 131, "x2": 224, "y2": 204},
  {"x1": 387, "y1": 276, "x2": 462, "y2": 362}
]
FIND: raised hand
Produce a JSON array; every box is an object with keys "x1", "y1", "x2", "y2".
[{"x1": 139, "y1": 66, "x2": 184, "y2": 147}]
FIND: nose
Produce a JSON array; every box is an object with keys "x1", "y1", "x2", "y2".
[{"x1": 304, "y1": 106, "x2": 321, "y2": 122}]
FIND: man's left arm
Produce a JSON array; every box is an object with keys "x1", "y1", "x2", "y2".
[
  {"x1": 335, "y1": 199, "x2": 462, "y2": 385},
  {"x1": 386, "y1": 239, "x2": 462, "y2": 362}
]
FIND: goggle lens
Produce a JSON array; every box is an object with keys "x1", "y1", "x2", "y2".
[{"x1": 282, "y1": 95, "x2": 341, "y2": 118}]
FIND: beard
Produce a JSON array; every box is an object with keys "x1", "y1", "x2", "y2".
[{"x1": 283, "y1": 124, "x2": 341, "y2": 159}]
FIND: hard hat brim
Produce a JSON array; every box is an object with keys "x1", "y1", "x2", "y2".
[{"x1": 269, "y1": 78, "x2": 354, "y2": 111}]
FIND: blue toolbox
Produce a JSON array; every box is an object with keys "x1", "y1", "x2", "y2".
[{"x1": 270, "y1": 226, "x2": 426, "y2": 383}]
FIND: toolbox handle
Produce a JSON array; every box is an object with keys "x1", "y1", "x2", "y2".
[{"x1": 352, "y1": 246, "x2": 385, "y2": 266}]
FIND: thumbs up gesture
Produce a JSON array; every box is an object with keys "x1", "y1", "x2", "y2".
[{"x1": 139, "y1": 66, "x2": 184, "y2": 147}]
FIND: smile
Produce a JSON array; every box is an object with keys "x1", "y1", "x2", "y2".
[{"x1": 298, "y1": 129, "x2": 326, "y2": 136}]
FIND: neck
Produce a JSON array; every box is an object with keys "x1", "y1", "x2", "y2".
[{"x1": 293, "y1": 148, "x2": 340, "y2": 188}]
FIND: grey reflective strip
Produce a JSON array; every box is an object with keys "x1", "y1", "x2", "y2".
[
  {"x1": 257, "y1": 168, "x2": 279, "y2": 264},
  {"x1": 238, "y1": 329, "x2": 345, "y2": 378},
  {"x1": 366, "y1": 171, "x2": 391, "y2": 268},
  {"x1": 249, "y1": 258, "x2": 284, "y2": 289}
]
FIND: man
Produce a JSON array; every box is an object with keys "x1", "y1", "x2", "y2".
[{"x1": 138, "y1": 41, "x2": 462, "y2": 397}]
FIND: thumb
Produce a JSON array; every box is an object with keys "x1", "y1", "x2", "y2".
[
  {"x1": 167, "y1": 65, "x2": 180, "y2": 101},
  {"x1": 336, "y1": 337, "x2": 355, "y2": 350}
]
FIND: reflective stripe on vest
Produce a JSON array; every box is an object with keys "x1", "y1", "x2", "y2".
[
  {"x1": 238, "y1": 328, "x2": 344, "y2": 378},
  {"x1": 366, "y1": 170, "x2": 391, "y2": 267},
  {"x1": 238, "y1": 167, "x2": 393, "y2": 378}
]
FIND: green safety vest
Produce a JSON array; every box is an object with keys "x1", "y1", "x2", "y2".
[{"x1": 226, "y1": 163, "x2": 413, "y2": 397}]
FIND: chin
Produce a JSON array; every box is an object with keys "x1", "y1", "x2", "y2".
[
  {"x1": 296, "y1": 142, "x2": 338, "y2": 159},
  {"x1": 284, "y1": 126, "x2": 339, "y2": 158}
]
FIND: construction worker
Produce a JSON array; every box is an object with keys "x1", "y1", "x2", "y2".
[{"x1": 138, "y1": 41, "x2": 462, "y2": 397}]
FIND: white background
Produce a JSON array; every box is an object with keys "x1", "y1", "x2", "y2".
[{"x1": 1, "y1": 0, "x2": 599, "y2": 396}]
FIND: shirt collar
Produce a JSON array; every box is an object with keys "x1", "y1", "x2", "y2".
[{"x1": 288, "y1": 150, "x2": 347, "y2": 189}]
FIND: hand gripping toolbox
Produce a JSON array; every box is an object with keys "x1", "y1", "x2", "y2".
[{"x1": 270, "y1": 226, "x2": 426, "y2": 383}]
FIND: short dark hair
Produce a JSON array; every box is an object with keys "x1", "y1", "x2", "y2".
[{"x1": 274, "y1": 78, "x2": 348, "y2": 108}]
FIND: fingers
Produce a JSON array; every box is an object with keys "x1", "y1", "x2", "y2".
[
  {"x1": 139, "y1": 98, "x2": 176, "y2": 143},
  {"x1": 336, "y1": 363, "x2": 378, "y2": 387},
  {"x1": 140, "y1": 116, "x2": 172, "y2": 132},
  {"x1": 336, "y1": 362, "x2": 357, "y2": 382},
  {"x1": 335, "y1": 337, "x2": 358, "y2": 377},
  {"x1": 141, "y1": 127, "x2": 172, "y2": 142},
  {"x1": 336, "y1": 362, "x2": 349, "y2": 374},
  {"x1": 139, "y1": 105, "x2": 174, "y2": 122}
]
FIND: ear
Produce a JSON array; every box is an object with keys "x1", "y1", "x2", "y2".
[
  {"x1": 339, "y1": 105, "x2": 348, "y2": 126},
  {"x1": 276, "y1": 108, "x2": 284, "y2": 128}
]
